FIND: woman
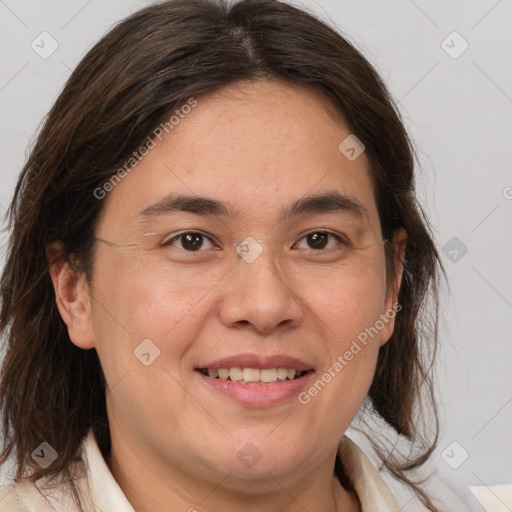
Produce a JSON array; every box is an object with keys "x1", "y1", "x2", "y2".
[{"x1": 0, "y1": 0, "x2": 445, "y2": 510}]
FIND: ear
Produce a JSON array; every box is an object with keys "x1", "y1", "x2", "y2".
[
  {"x1": 47, "y1": 241, "x2": 95, "y2": 349},
  {"x1": 380, "y1": 228, "x2": 407, "y2": 346}
]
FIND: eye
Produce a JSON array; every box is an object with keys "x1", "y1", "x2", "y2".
[
  {"x1": 294, "y1": 231, "x2": 344, "y2": 251},
  {"x1": 164, "y1": 232, "x2": 216, "y2": 252}
]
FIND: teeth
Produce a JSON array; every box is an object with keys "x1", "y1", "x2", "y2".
[
  {"x1": 243, "y1": 368, "x2": 260, "y2": 382},
  {"x1": 205, "y1": 367, "x2": 305, "y2": 383},
  {"x1": 260, "y1": 368, "x2": 277, "y2": 383},
  {"x1": 218, "y1": 368, "x2": 230, "y2": 380},
  {"x1": 229, "y1": 367, "x2": 243, "y2": 382},
  {"x1": 277, "y1": 367, "x2": 289, "y2": 381}
]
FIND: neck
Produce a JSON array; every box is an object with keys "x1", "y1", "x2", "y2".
[{"x1": 106, "y1": 432, "x2": 360, "y2": 512}]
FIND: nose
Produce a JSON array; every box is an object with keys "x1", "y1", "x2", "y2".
[{"x1": 218, "y1": 251, "x2": 304, "y2": 334}]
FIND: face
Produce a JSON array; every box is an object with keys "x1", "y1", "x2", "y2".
[{"x1": 58, "y1": 79, "x2": 404, "y2": 492}]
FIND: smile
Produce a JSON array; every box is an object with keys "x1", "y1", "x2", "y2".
[{"x1": 198, "y1": 367, "x2": 308, "y2": 383}]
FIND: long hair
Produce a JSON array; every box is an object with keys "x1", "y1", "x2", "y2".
[{"x1": 0, "y1": 0, "x2": 444, "y2": 509}]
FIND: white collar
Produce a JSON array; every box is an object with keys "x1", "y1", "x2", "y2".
[
  {"x1": 81, "y1": 430, "x2": 136, "y2": 512},
  {"x1": 337, "y1": 436, "x2": 400, "y2": 511}
]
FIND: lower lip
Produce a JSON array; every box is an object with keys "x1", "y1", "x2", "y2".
[{"x1": 195, "y1": 371, "x2": 314, "y2": 407}]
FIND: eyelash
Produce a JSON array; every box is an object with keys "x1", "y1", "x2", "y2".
[{"x1": 163, "y1": 231, "x2": 347, "y2": 252}]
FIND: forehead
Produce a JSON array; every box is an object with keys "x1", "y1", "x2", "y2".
[{"x1": 97, "y1": 79, "x2": 379, "y2": 235}]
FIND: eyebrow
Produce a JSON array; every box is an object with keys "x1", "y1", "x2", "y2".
[{"x1": 139, "y1": 192, "x2": 367, "y2": 222}]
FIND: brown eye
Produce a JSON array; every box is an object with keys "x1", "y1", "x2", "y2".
[
  {"x1": 307, "y1": 232, "x2": 328, "y2": 249},
  {"x1": 295, "y1": 231, "x2": 342, "y2": 251},
  {"x1": 166, "y1": 232, "x2": 214, "y2": 252}
]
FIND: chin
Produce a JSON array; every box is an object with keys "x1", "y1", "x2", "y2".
[{"x1": 202, "y1": 435, "x2": 315, "y2": 480}]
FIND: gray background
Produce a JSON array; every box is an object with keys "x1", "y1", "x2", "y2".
[{"x1": 1, "y1": 1, "x2": 511, "y2": 510}]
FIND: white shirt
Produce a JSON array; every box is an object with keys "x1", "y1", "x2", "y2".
[{"x1": 0, "y1": 431, "x2": 505, "y2": 511}]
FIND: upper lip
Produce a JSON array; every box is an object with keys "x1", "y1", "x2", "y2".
[{"x1": 196, "y1": 353, "x2": 313, "y2": 372}]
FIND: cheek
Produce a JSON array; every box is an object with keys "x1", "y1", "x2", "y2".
[
  {"x1": 305, "y1": 269, "x2": 388, "y2": 343},
  {"x1": 296, "y1": 271, "x2": 387, "y2": 420},
  {"x1": 90, "y1": 278, "x2": 212, "y2": 429},
  {"x1": 91, "y1": 249, "x2": 211, "y2": 338},
  {"x1": 89, "y1": 254, "x2": 216, "y2": 389}
]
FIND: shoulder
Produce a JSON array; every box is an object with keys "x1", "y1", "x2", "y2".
[
  {"x1": 0, "y1": 460, "x2": 92, "y2": 512},
  {"x1": 338, "y1": 437, "x2": 501, "y2": 512},
  {"x1": 0, "y1": 479, "x2": 55, "y2": 511}
]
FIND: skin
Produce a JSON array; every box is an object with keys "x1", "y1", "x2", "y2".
[{"x1": 49, "y1": 79, "x2": 406, "y2": 512}]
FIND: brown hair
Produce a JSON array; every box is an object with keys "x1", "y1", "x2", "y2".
[{"x1": 0, "y1": 0, "x2": 444, "y2": 509}]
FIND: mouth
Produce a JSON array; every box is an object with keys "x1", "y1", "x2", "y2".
[
  {"x1": 196, "y1": 367, "x2": 310, "y2": 384},
  {"x1": 193, "y1": 354, "x2": 314, "y2": 406}
]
